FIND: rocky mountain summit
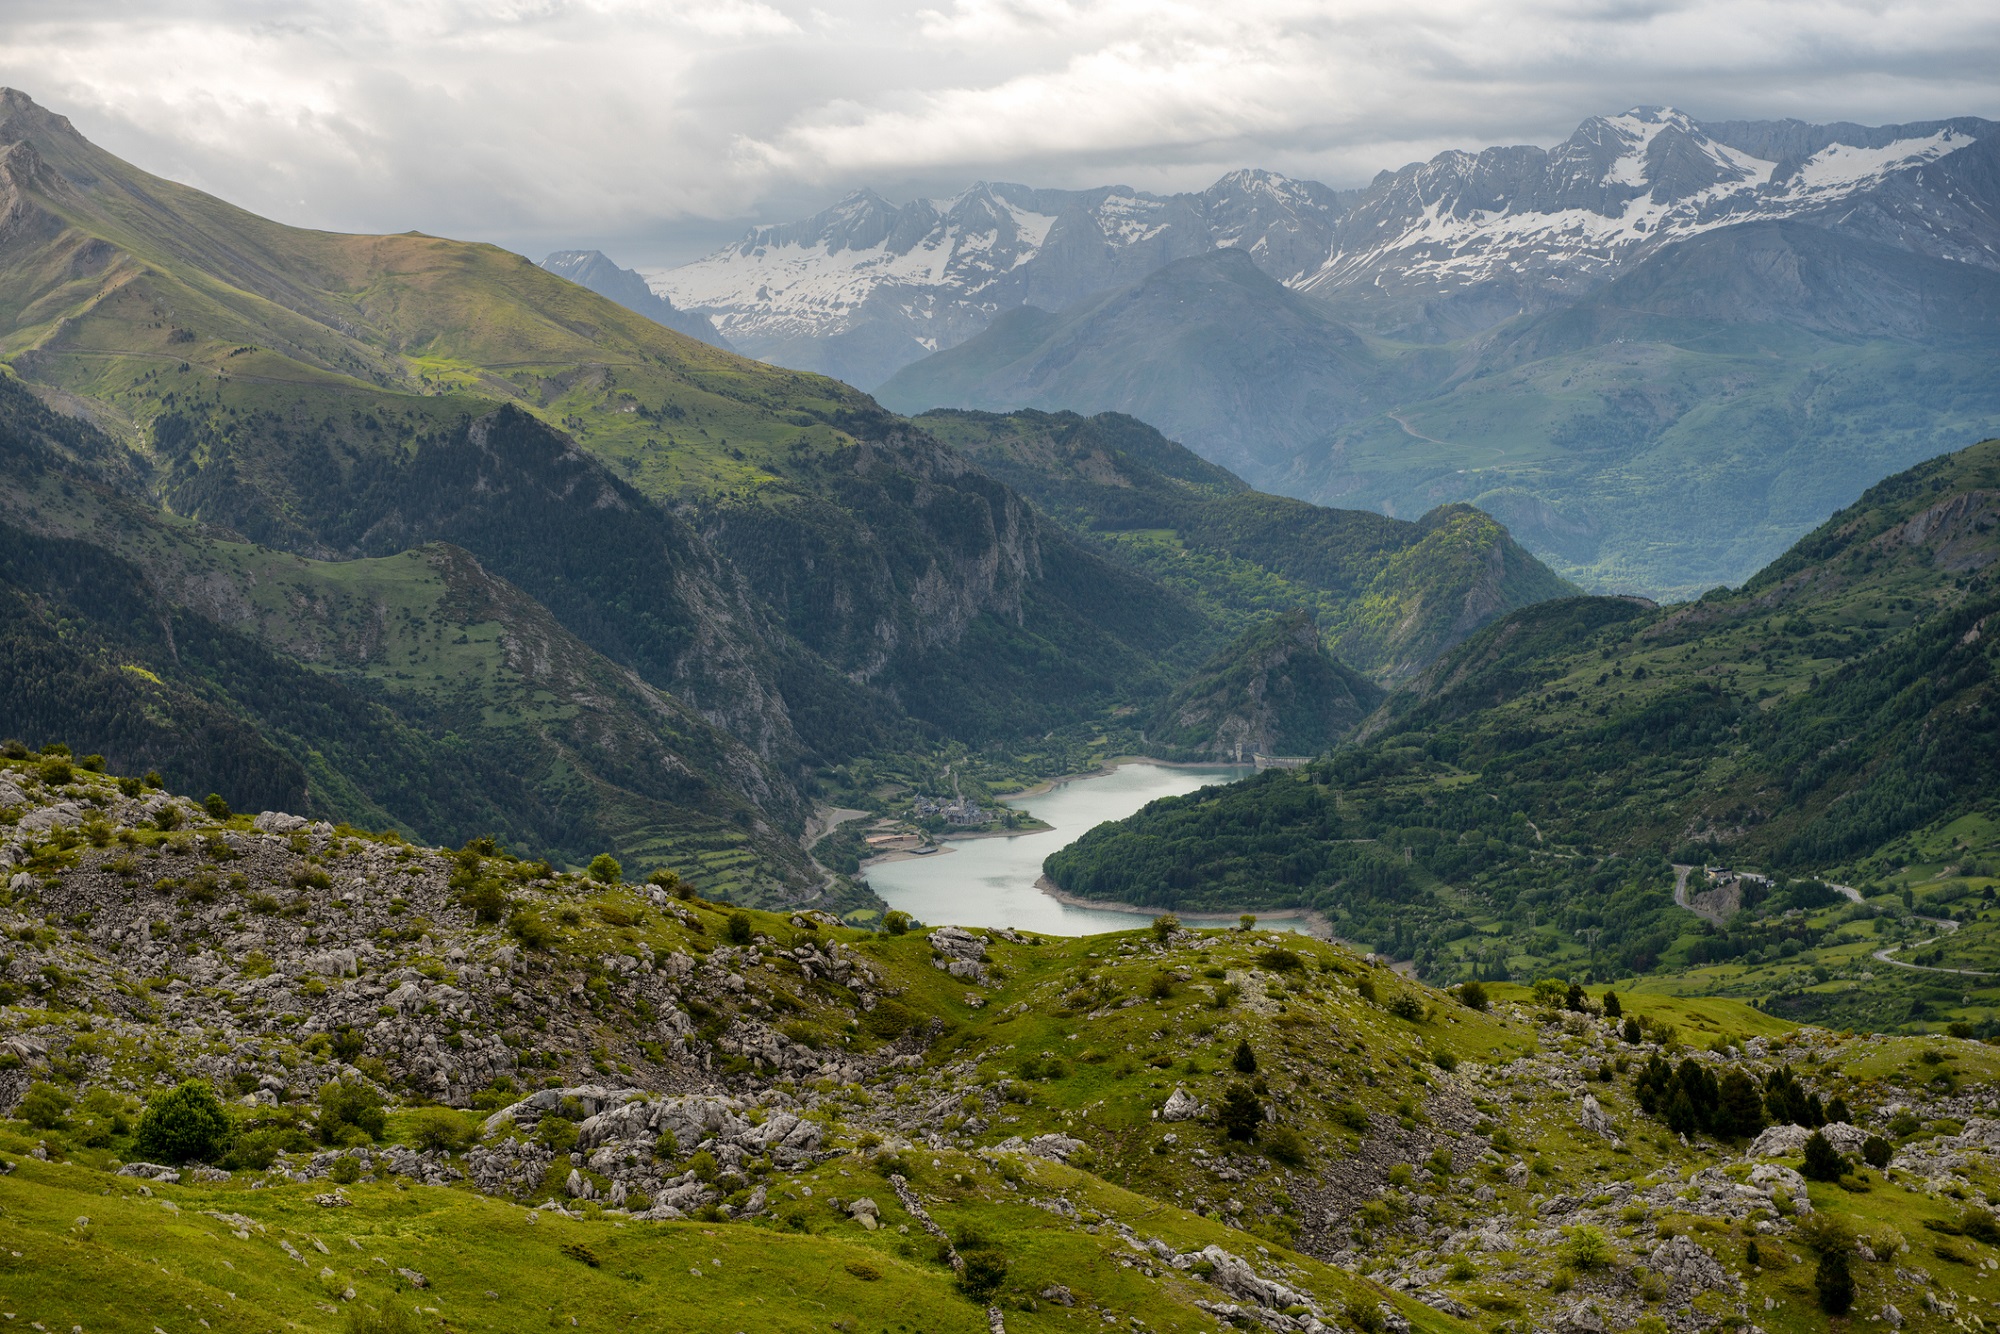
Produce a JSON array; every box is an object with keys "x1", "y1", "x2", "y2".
[{"x1": 3, "y1": 749, "x2": 1999, "y2": 1329}]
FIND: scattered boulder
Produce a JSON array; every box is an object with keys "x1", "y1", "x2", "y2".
[
  {"x1": 1646, "y1": 1235, "x2": 1732, "y2": 1299},
  {"x1": 1577, "y1": 1094, "x2": 1617, "y2": 1141},
  {"x1": 253, "y1": 811, "x2": 309, "y2": 834},
  {"x1": 1746, "y1": 1122, "x2": 1868, "y2": 1158},
  {"x1": 116, "y1": 1163, "x2": 181, "y2": 1184},
  {"x1": 1747, "y1": 1162, "x2": 1807, "y2": 1199},
  {"x1": 928, "y1": 927, "x2": 991, "y2": 983},
  {"x1": 1160, "y1": 1087, "x2": 1202, "y2": 1122},
  {"x1": 1024, "y1": 1134, "x2": 1084, "y2": 1162},
  {"x1": 1196, "y1": 1246, "x2": 1313, "y2": 1312}
]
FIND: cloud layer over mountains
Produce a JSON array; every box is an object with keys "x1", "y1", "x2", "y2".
[{"x1": 3, "y1": 0, "x2": 1997, "y2": 264}]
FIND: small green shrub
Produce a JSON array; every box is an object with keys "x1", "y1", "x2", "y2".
[
  {"x1": 561, "y1": 1241, "x2": 602, "y2": 1267},
  {"x1": 1218, "y1": 1083, "x2": 1262, "y2": 1141},
  {"x1": 586, "y1": 854, "x2": 622, "y2": 884},
  {"x1": 17, "y1": 1081, "x2": 71, "y2": 1130},
  {"x1": 1815, "y1": 1251, "x2": 1854, "y2": 1314},
  {"x1": 316, "y1": 1078, "x2": 386, "y2": 1145},
  {"x1": 1265, "y1": 1123, "x2": 1309, "y2": 1166},
  {"x1": 724, "y1": 912, "x2": 754, "y2": 945},
  {"x1": 328, "y1": 1156, "x2": 363, "y2": 1185},
  {"x1": 536, "y1": 1118, "x2": 579, "y2": 1154},
  {"x1": 1801, "y1": 1130, "x2": 1846, "y2": 1182},
  {"x1": 407, "y1": 1107, "x2": 472, "y2": 1153},
  {"x1": 1150, "y1": 914, "x2": 1179, "y2": 941},
  {"x1": 1456, "y1": 980, "x2": 1489, "y2": 1011},
  {"x1": 460, "y1": 881, "x2": 507, "y2": 924},
  {"x1": 135, "y1": 1080, "x2": 233, "y2": 1164},
  {"x1": 508, "y1": 909, "x2": 552, "y2": 950},
  {"x1": 957, "y1": 1248, "x2": 1009, "y2": 1299},
  {"x1": 222, "y1": 1126, "x2": 309, "y2": 1171},
  {"x1": 1387, "y1": 992, "x2": 1426, "y2": 1022},
  {"x1": 1559, "y1": 1225, "x2": 1614, "y2": 1271}
]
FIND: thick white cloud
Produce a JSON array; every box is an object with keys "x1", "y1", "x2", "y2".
[{"x1": 1, "y1": 0, "x2": 1994, "y2": 264}]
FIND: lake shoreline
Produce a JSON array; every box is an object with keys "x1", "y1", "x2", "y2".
[
  {"x1": 863, "y1": 760, "x2": 1274, "y2": 938},
  {"x1": 859, "y1": 821, "x2": 1056, "y2": 867},
  {"x1": 997, "y1": 754, "x2": 1248, "y2": 801},
  {"x1": 1034, "y1": 875, "x2": 1332, "y2": 939}
]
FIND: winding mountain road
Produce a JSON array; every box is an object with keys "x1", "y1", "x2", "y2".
[
  {"x1": 1670, "y1": 864, "x2": 1726, "y2": 925},
  {"x1": 1671, "y1": 868, "x2": 1994, "y2": 977}
]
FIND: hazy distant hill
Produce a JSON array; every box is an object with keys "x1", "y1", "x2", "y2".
[{"x1": 913, "y1": 408, "x2": 1576, "y2": 683}]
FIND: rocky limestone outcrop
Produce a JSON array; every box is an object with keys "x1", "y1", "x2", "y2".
[{"x1": 928, "y1": 926, "x2": 990, "y2": 984}]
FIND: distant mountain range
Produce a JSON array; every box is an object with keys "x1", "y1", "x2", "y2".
[
  {"x1": 650, "y1": 108, "x2": 1997, "y2": 379},
  {"x1": 838, "y1": 109, "x2": 2000, "y2": 597}
]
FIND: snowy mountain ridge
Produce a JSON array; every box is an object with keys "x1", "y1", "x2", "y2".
[{"x1": 646, "y1": 107, "x2": 1997, "y2": 383}]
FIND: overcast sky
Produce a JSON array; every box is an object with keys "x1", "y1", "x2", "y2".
[{"x1": 4, "y1": 0, "x2": 1997, "y2": 268}]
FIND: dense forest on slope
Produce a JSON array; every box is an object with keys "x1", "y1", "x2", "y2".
[{"x1": 1048, "y1": 438, "x2": 2000, "y2": 1027}]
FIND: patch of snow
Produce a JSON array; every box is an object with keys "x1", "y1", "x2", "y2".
[{"x1": 1785, "y1": 130, "x2": 1977, "y2": 195}]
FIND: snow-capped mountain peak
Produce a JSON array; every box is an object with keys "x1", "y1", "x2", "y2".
[{"x1": 643, "y1": 109, "x2": 1996, "y2": 383}]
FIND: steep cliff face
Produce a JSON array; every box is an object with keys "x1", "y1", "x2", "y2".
[
  {"x1": 1147, "y1": 612, "x2": 1385, "y2": 761},
  {"x1": 696, "y1": 424, "x2": 1209, "y2": 741},
  {"x1": 0, "y1": 383, "x2": 823, "y2": 900}
]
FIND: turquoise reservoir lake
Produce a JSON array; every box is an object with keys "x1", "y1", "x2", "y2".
[{"x1": 863, "y1": 761, "x2": 1318, "y2": 937}]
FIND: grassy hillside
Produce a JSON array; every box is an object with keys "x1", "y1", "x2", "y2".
[
  {"x1": 2, "y1": 759, "x2": 1998, "y2": 1330},
  {"x1": 1046, "y1": 438, "x2": 2000, "y2": 1031},
  {"x1": 916, "y1": 409, "x2": 1575, "y2": 682}
]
